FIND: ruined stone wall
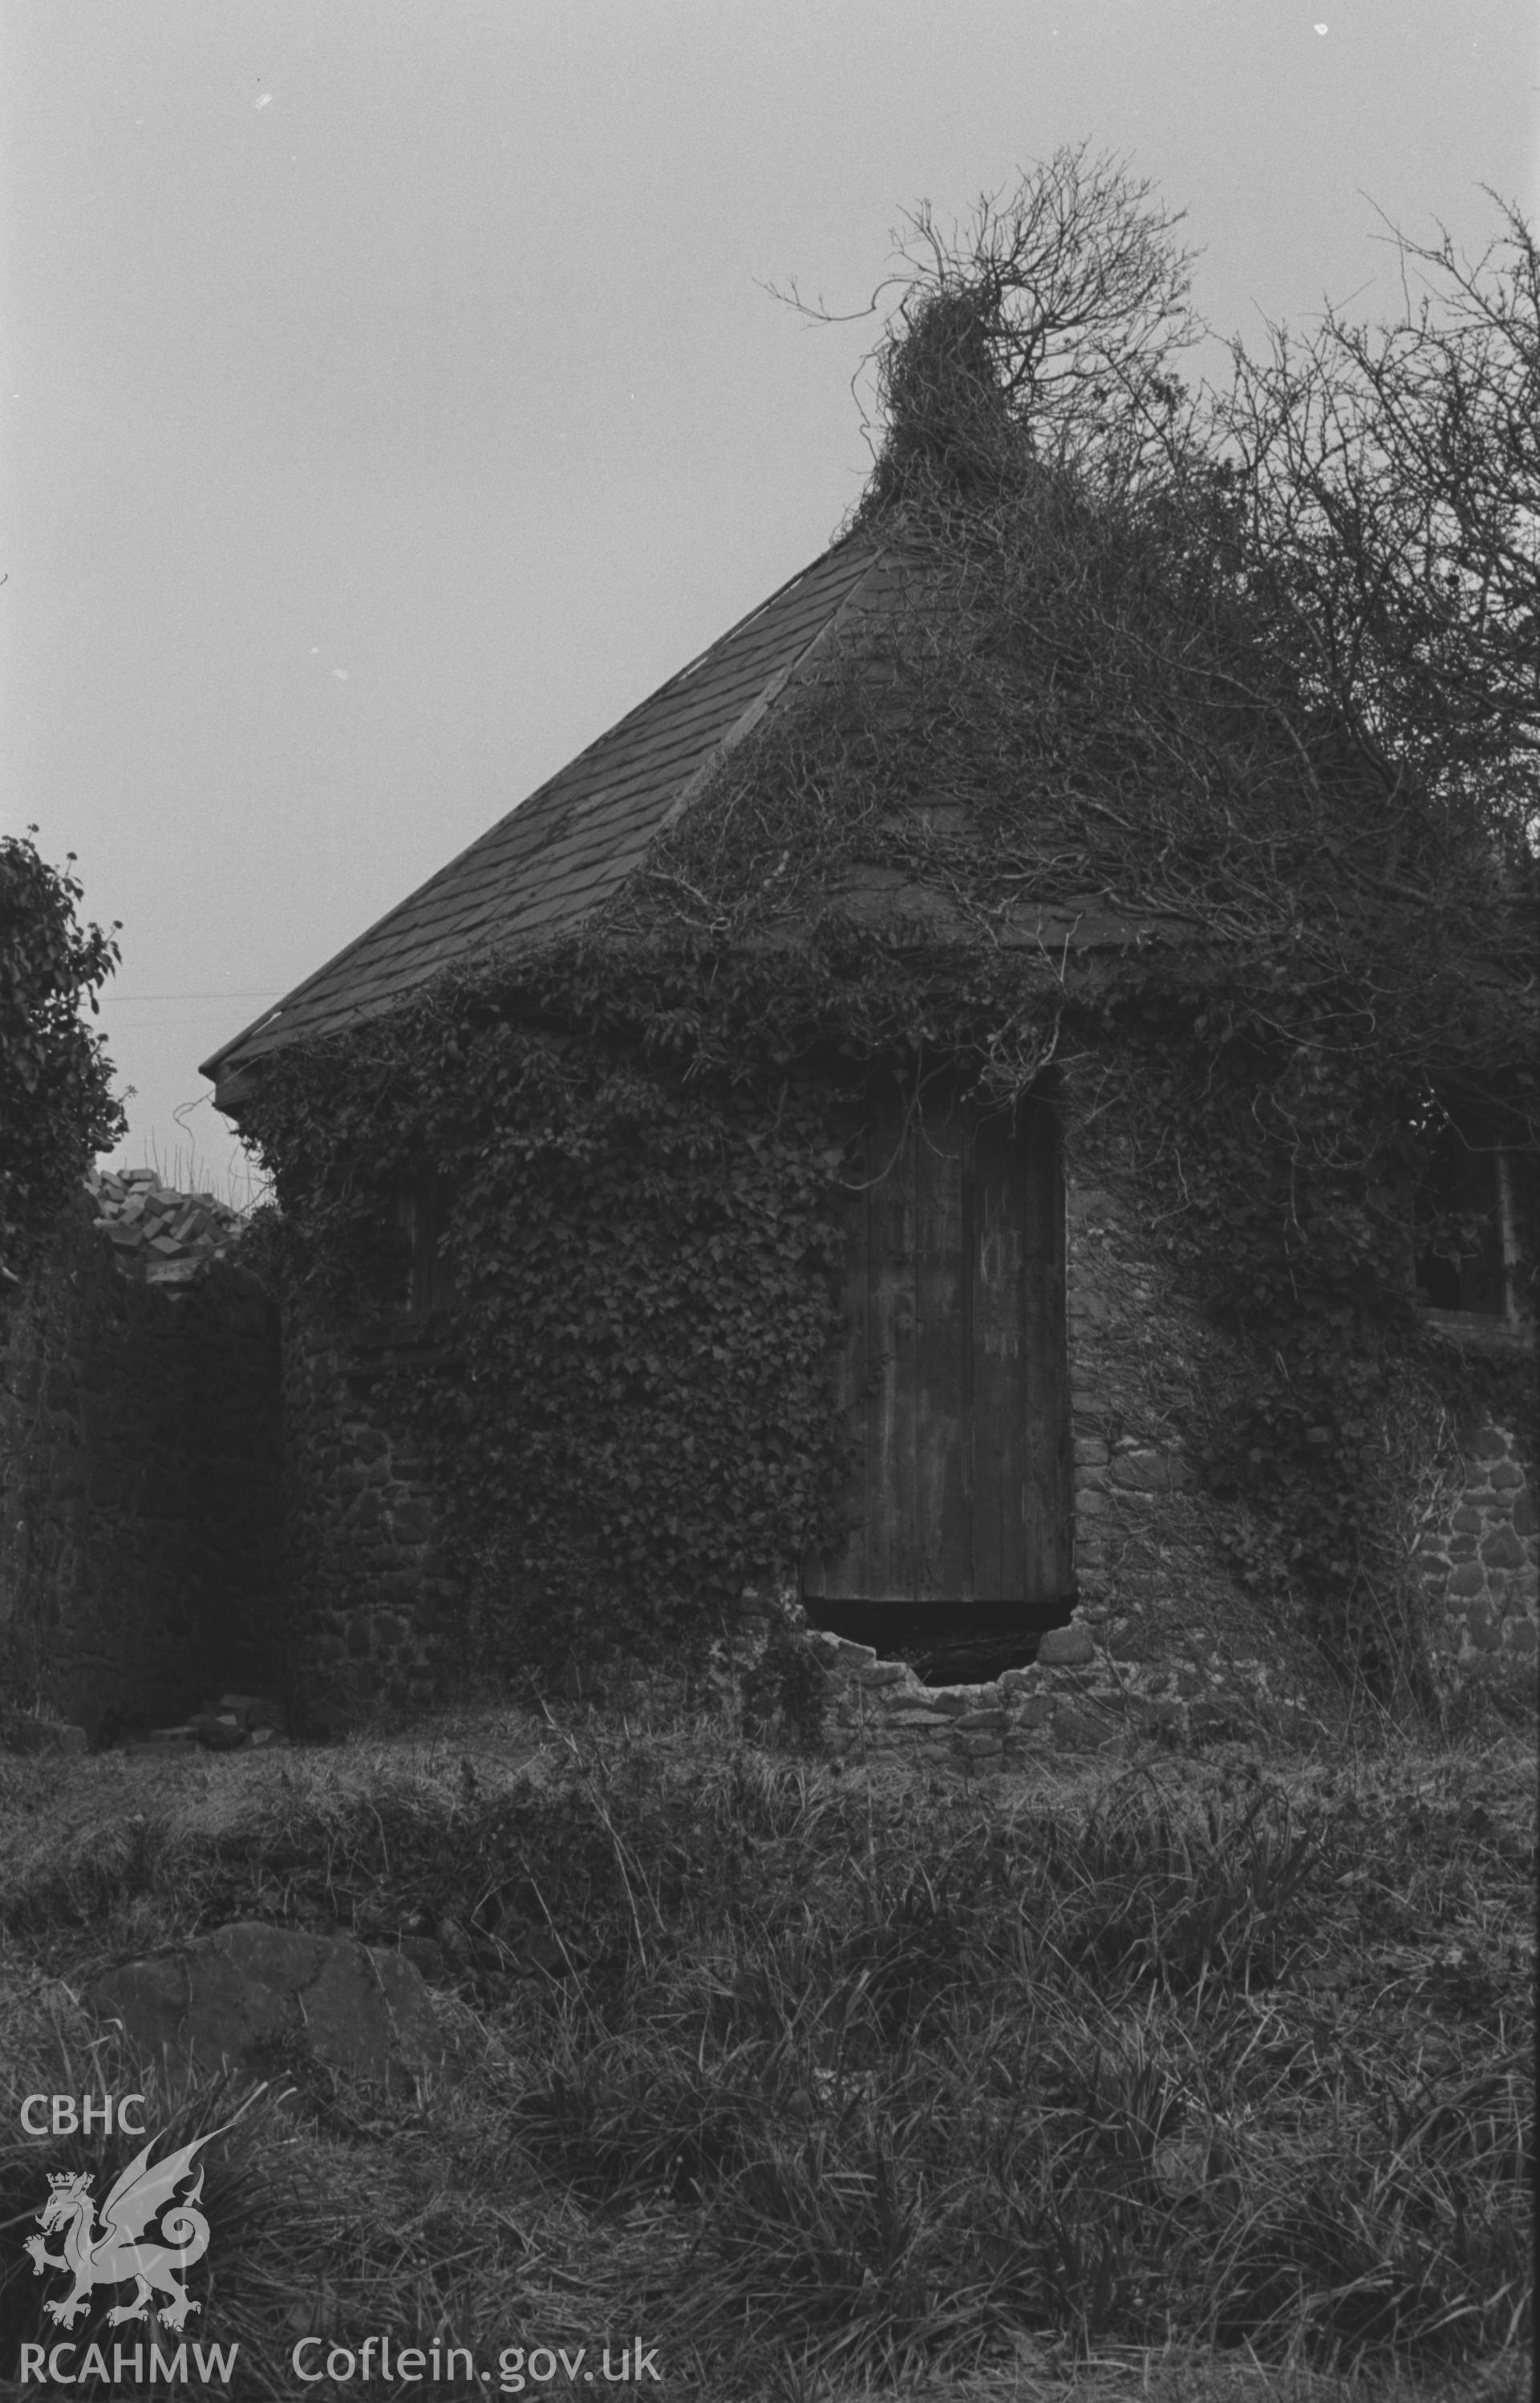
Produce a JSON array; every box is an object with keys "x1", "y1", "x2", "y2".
[
  {"x1": 282, "y1": 1312, "x2": 456, "y2": 1720},
  {"x1": 810, "y1": 1625, "x2": 1194, "y2": 1766},
  {"x1": 1056, "y1": 1144, "x2": 1332, "y2": 1740},
  {"x1": 272, "y1": 1128, "x2": 1534, "y2": 1744},
  {"x1": 736, "y1": 1137, "x2": 1343, "y2": 1762},
  {"x1": 802, "y1": 1149, "x2": 1537, "y2": 1763},
  {"x1": 806, "y1": 1415, "x2": 1538, "y2": 1770},
  {"x1": 0, "y1": 1193, "x2": 284, "y2": 1739}
]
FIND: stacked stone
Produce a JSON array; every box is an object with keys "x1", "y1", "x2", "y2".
[
  {"x1": 87, "y1": 1167, "x2": 245, "y2": 1291},
  {"x1": 116, "y1": 1692, "x2": 290, "y2": 1760},
  {"x1": 1058, "y1": 1161, "x2": 1331, "y2": 1737},
  {"x1": 282, "y1": 1321, "x2": 454, "y2": 1719},
  {"x1": 1418, "y1": 1421, "x2": 1538, "y2": 1689},
  {"x1": 809, "y1": 1623, "x2": 1191, "y2": 1765}
]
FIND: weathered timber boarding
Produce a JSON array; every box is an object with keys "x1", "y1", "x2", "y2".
[{"x1": 804, "y1": 1082, "x2": 1071, "y2": 1669}]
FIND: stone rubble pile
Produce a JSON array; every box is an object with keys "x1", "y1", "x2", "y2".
[
  {"x1": 0, "y1": 1694, "x2": 291, "y2": 1759},
  {"x1": 0, "y1": 1716, "x2": 88, "y2": 1757},
  {"x1": 85, "y1": 1165, "x2": 247, "y2": 1291},
  {"x1": 2, "y1": 1696, "x2": 294, "y2": 1760},
  {"x1": 115, "y1": 1691, "x2": 290, "y2": 1759},
  {"x1": 805, "y1": 1623, "x2": 1302, "y2": 1762}
]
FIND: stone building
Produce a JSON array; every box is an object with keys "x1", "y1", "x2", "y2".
[{"x1": 197, "y1": 527, "x2": 1537, "y2": 1750}]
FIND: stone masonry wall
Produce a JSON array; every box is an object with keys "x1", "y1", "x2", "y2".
[
  {"x1": 808, "y1": 1623, "x2": 1198, "y2": 1765},
  {"x1": 795, "y1": 1148, "x2": 1537, "y2": 1762},
  {"x1": 1053, "y1": 1145, "x2": 1329, "y2": 1738},
  {"x1": 276, "y1": 1120, "x2": 1533, "y2": 1741},
  {"x1": 728, "y1": 1138, "x2": 1340, "y2": 1761},
  {"x1": 0, "y1": 1192, "x2": 284, "y2": 1739},
  {"x1": 282, "y1": 1312, "x2": 457, "y2": 1720},
  {"x1": 1416, "y1": 1416, "x2": 1538, "y2": 1696},
  {"x1": 801, "y1": 1410, "x2": 1538, "y2": 1768}
]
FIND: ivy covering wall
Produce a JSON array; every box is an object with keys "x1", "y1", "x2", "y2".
[
  {"x1": 236, "y1": 192, "x2": 1536, "y2": 1708},
  {"x1": 240, "y1": 893, "x2": 1534, "y2": 1711},
  {"x1": 246, "y1": 1014, "x2": 862, "y2": 1677}
]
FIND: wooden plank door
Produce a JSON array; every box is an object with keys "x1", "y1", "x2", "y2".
[{"x1": 804, "y1": 1080, "x2": 1069, "y2": 1617}]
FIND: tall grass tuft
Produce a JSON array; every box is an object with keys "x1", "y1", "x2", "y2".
[{"x1": 0, "y1": 1716, "x2": 1531, "y2": 2395}]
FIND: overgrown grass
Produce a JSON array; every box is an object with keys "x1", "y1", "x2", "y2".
[{"x1": 0, "y1": 1708, "x2": 1531, "y2": 2400}]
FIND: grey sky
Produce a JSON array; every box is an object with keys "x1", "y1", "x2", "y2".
[{"x1": 2, "y1": 2, "x2": 1535, "y2": 1202}]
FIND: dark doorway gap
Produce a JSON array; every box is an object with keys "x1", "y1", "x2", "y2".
[
  {"x1": 1412, "y1": 1104, "x2": 1507, "y2": 1315},
  {"x1": 805, "y1": 1595, "x2": 1077, "y2": 1687}
]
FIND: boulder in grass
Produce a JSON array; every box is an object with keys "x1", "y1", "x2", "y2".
[
  {"x1": 192, "y1": 1712, "x2": 249, "y2": 1753},
  {"x1": 219, "y1": 1692, "x2": 286, "y2": 1732},
  {"x1": 87, "y1": 1923, "x2": 447, "y2": 2093},
  {"x1": 2, "y1": 1718, "x2": 88, "y2": 1757},
  {"x1": 120, "y1": 1726, "x2": 199, "y2": 1759}
]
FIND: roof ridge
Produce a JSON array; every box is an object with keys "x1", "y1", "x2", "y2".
[{"x1": 654, "y1": 541, "x2": 894, "y2": 838}]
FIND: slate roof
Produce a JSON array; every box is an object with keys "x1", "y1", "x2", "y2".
[
  {"x1": 201, "y1": 533, "x2": 895, "y2": 1097},
  {"x1": 201, "y1": 524, "x2": 1209, "y2": 1110}
]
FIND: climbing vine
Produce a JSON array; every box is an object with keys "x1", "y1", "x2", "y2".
[
  {"x1": 1, "y1": 829, "x2": 124, "y2": 1295},
  {"x1": 242, "y1": 991, "x2": 864, "y2": 1672},
  {"x1": 241, "y1": 886, "x2": 1533, "y2": 1698},
  {"x1": 237, "y1": 159, "x2": 1535, "y2": 1701},
  {"x1": 1068, "y1": 1001, "x2": 1536, "y2": 1693}
]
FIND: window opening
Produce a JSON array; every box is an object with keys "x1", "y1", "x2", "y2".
[
  {"x1": 1412, "y1": 1100, "x2": 1510, "y2": 1316},
  {"x1": 394, "y1": 1170, "x2": 457, "y2": 1318},
  {"x1": 802, "y1": 1072, "x2": 1072, "y2": 1682}
]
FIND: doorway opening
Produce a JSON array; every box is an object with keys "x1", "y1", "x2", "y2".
[{"x1": 803, "y1": 1074, "x2": 1073, "y2": 1684}]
